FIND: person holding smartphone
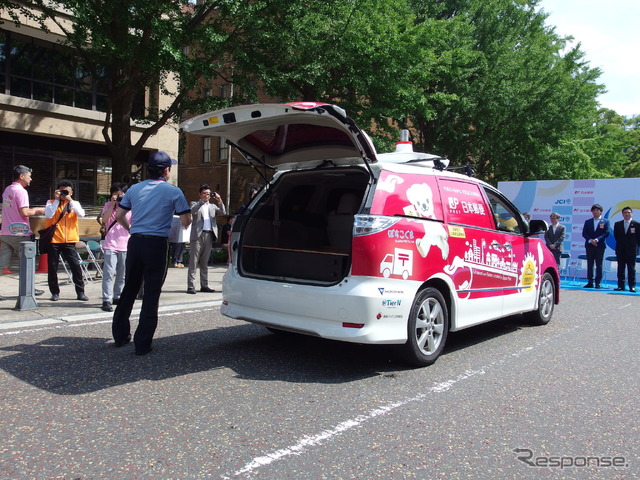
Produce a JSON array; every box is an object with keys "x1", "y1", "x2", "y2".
[{"x1": 186, "y1": 184, "x2": 226, "y2": 294}]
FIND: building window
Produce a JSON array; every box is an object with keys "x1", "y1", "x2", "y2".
[
  {"x1": 220, "y1": 84, "x2": 232, "y2": 98},
  {"x1": 203, "y1": 137, "x2": 211, "y2": 163},
  {"x1": 219, "y1": 136, "x2": 228, "y2": 164},
  {"x1": 1, "y1": 29, "x2": 144, "y2": 116}
]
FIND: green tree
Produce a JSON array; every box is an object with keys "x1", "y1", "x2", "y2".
[
  {"x1": 225, "y1": 0, "x2": 425, "y2": 144},
  {"x1": 227, "y1": 0, "x2": 606, "y2": 184},
  {"x1": 8, "y1": 0, "x2": 244, "y2": 182},
  {"x1": 622, "y1": 115, "x2": 640, "y2": 177},
  {"x1": 403, "y1": 0, "x2": 605, "y2": 183}
]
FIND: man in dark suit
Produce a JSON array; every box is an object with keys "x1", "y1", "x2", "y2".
[
  {"x1": 544, "y1": 212, "x2": 566, "y2": 266},
  {"x1": 581, "y1": 203, "x2": 610, "y2": 289},
  {"x1": 613, "y1": 206, "x2": 640, "y2": 292}
]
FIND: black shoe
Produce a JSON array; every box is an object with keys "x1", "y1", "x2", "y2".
[
  {"x1": 187, "y1": 288, "x2": 196, "y2": 294},
  {"x1": 135, "y1": 347, "x2": 152, "y2": 356},
  {"x1": 101, "y1": 301, "x2": 113, "y2": 312},
  {"x1": 50, "y1": 293, "x2": 59, "y2": 301},
  {"x1": 35, "y1": 289, "x2": 45, "y2": 296},
  {"x1": 583, "y1": 284, "x2": 593, "y2": 288},
  {"x1": 614, "y1": 287, "x2": 625, "y2": 291},
  {"x1": 112, "y1": 298, "x2": 119, "y2": 305},
  {"x1": 595, "y1": 284, "x2": 602, "y2": 289},
  {"x1": 200, "y1": 287, "x2": 215, "y2": 293},
  {"x1": 77, "y1": 293, "x2": 89, "y2": 301},
  {"x1": 114, "y1": 334, "x2": 131, "y2": 348},
  {"x1": 630, "y1": 288, "x2": 637, "y2": 293}
]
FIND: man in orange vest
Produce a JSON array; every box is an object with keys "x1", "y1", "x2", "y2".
[{"x1": 44, "y1": 179, "x2": 88, "y2": 302}]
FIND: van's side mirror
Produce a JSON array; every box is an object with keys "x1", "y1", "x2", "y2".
[{"x1": 526, "y1": 219, "x2": 548, "y2": 236}]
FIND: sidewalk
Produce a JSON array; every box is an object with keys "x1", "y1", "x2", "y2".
[{"x1": 0, "y1": 262, "x2": 228, "y2": 329}]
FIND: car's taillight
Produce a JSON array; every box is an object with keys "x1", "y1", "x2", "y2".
[{"x1": 353, "y1": 215, "x2": 400, "y2": 236}]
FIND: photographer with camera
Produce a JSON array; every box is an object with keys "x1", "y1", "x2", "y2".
[
  {"x1": 186, "y1": 184, "x2": 225, "y2": 294},
  {"x1": 44, "y1": 179, "x2": 87, "y2": 302},
  {"x1": 99, "y1": 182, "x2": 131, "y2": 312}
]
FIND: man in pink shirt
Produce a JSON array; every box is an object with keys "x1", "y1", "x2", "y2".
[
  {"x1": 1, "y1": 165, "x2": 46, "y2": 300},
  {"x1": 100, "y1": 183, "x2": 132, "y2": 312}
]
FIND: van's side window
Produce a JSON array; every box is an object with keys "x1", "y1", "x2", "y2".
[
  {"x1": 438, "y1": 179, "x2": 493, "y2": 229},
  {"x1": 485, "y1": 189, "x2": 523, "y2": 234}
]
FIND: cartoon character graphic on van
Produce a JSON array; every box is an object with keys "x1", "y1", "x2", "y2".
[
  {"x1": 402, "y1": 183, "x2": 450, "y2": 260},
  {"x1": 404, "y1": 183, "x2": 436, "y2": 219},
  {"x1": 416, "y1": 222, "x2": 449, "y2": 260},
  {"x1": 377, "y1": 174, "x2": 404, "y2": 193}
]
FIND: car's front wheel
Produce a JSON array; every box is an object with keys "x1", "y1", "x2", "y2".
[
  {"x1": 524, "y1": 272, "x2": 555, "y2": 325},
  {"x1": 400, "y1": 287, "x2": 449, "y2": 367}
]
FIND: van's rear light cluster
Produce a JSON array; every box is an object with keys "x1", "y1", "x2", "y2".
[{"x1": 353, "y1": 215, "x2": 400, "y2": 237}]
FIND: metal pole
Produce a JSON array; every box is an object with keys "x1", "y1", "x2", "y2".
[
  {"x1": 226, "y1": 79, "x2": 234, "y2": 211},
  {"x1": 14, "y1": 241, "x2": 38, "y2": 311}
]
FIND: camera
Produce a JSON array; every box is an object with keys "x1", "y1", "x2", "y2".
[
  {"x1": 60, "y1": 189, "x2": 69, "y2": 196},
  {"x1": 116, "y1": 194, "x2": 123, "y2": 202}
]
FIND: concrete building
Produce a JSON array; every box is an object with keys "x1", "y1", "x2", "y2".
[{"x1": 1, "y1": 6, "x2": 180, "y2": 217}]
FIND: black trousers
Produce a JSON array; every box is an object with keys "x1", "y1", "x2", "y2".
[
  {"x1": 585, "y1": 245, "x2": 605, "y2": 285},
  {"x1": 616, "y1": 252, "x2": 637, "y2": 288},
  {"x1": 47, "y1": 243, "x2": 85, "y2": 295},
  {"x1": 112, "y1": 235, "x2": 169, "y2": 352}
]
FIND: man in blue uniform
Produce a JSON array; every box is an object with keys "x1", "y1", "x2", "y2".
[{"x1": 111, "y1": 152, "x2": 191, "y2": 355}]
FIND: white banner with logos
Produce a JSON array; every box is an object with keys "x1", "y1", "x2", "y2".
[{"x1": 498, "y1": 178, "x2": 640, "y2": 273}]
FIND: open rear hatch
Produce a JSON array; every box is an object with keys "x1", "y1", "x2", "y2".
[
  {"x1": 180, "y1": 103, "x2": 376, "y2": 284},
  {"x1": 180, "y1": 102, "x2": 377, "y2": 171}
]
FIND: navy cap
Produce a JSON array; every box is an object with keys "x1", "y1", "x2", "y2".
[{"x1": 148, "y1": 151, "x2": 177, "y2": 169}]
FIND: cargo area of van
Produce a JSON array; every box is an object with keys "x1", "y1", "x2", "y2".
[{"x1": 236, "y1": 167, "x2": 370, "y2": 283}]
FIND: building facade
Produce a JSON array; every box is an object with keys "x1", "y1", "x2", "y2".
[{"x1": 1, "y1": 7, "x2": 180, "y2": 211}]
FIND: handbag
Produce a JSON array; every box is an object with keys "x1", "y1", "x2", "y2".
[{"x1": 37, "y1": 205, "x2": 69, "y2": 254}]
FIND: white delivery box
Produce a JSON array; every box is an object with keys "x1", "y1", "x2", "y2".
[{"x1": 169, "y1": 215, "x2": 191, "y2": 243}]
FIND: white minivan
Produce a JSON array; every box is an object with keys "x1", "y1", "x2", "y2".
[{"x1": 181, "y1": 102, "x2": 559, "y2": 366}]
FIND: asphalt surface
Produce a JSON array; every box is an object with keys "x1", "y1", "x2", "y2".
[{"x1": 0, "y1": 271, "x2": 638, "y2": 479}]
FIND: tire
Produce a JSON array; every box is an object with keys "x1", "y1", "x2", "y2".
[
  {"x1": 524, "y1": 272, "x2": 555, "y2": 325},
  {"x1": 400, "y1": 287, "x2": 449, "y2": 367}
]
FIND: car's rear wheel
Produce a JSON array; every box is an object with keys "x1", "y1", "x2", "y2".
[
  {"x1": 401, "y1": 287, "x2": 449, "y2": 367},
  {"x1": 524, "y1": 272, "x2": 555, "y2": 325}
]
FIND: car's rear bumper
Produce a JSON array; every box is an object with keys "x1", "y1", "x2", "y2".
[{"x1": 221, "y1": 269, "x2": 420, "y2": 344}]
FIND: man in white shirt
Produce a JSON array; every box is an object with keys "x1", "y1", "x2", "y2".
[{"x1": 187, "y1": 184, "x2": 226, "y2": 294}]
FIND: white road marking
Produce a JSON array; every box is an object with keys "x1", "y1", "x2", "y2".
[{"x1": 0, "y1": 306, "x2": 218, "y2": 336}]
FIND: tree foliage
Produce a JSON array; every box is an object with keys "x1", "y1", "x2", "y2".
[
  {"x1": 8, "y1": 0, "x2": 246, "y2": 182},
  {"x1": 5, "y1": 0, "x2": 634, "y2": 185}
]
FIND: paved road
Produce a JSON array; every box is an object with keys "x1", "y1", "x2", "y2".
[{"x1": 0, "y1": 289, "x2": 637, "y2": 479}]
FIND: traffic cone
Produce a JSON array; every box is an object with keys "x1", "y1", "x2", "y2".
[
  {"x1": 36, "y1": 253, "x2": 48, "y2": 273},
  {"x1": 2, "y1": 267, "x2": 14, "y2": 274}
]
